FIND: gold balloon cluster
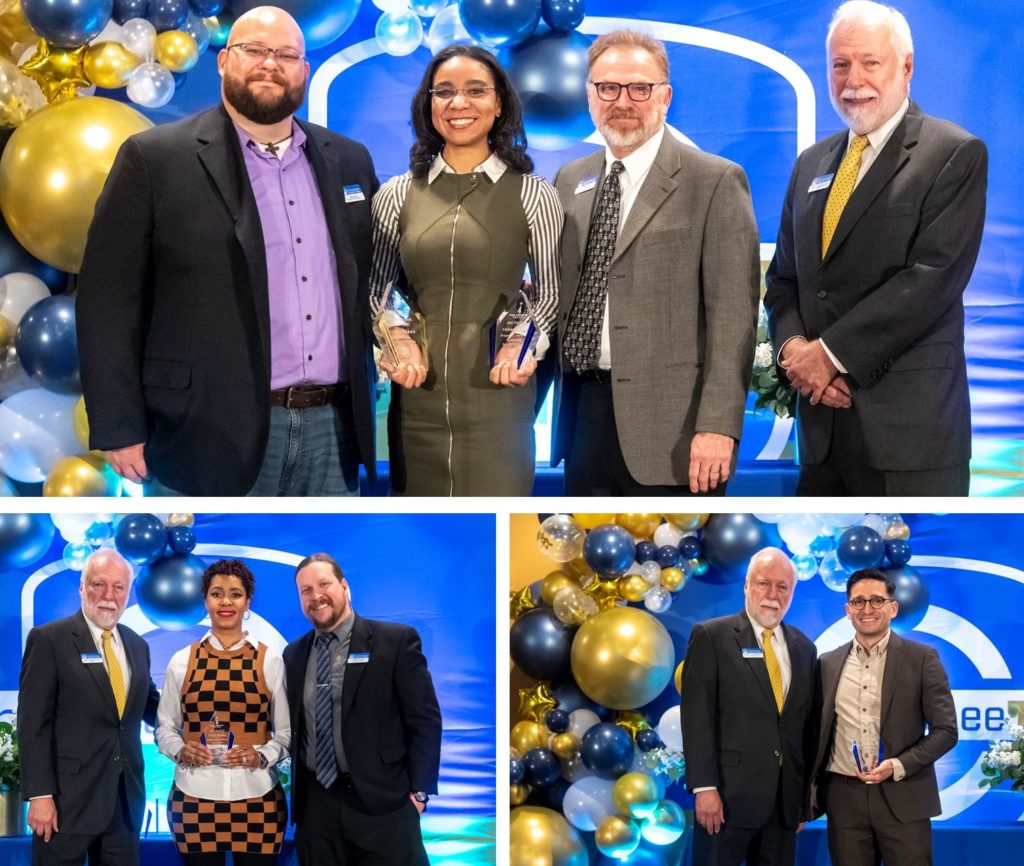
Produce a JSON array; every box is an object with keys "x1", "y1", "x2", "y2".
[
  {"x1": 509, "y1": 807, "x2": 588, "y2": 866},
  {"x1": 42, "y1": 451, "x2": 119, "y2": 496},
  {"x1": 517, "y1": 682, "x2": 556, "y2": 723}
]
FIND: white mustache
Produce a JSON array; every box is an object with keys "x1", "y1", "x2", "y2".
[{"x1": 840, "y1": 88, "x2": 877, "y2": 100}]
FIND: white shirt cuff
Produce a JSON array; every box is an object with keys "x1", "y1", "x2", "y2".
[{"x1": 819, "y1": 338, "x2": 847, "y2": 374}]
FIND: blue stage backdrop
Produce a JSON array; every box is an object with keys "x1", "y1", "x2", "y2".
[
  {"x1": 107, "y1": 0, "x2": 1022, "y2": 494},
  {"x1": 0, "y1": 512, "x2": 496, "y2": 865}
]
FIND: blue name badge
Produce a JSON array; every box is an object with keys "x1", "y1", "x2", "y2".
[
  {"x1": 343, "y1": 184, "x2": 365, "y2": 203},
  {"x1": 348, "y1": 652, "x2": 370, "y2": 664},
  {"x1": 741, "y1": 647, "x2": 764, "y2": 659},
  {"x1": 81, "y1": 652, "x2": 103, "y2": 664},
  {"x1": 808, "y1": 173, "x2": 834, "y2": 193},
  {"x1": 574, "y1": 176, "x2": 598, "y2": 195}
]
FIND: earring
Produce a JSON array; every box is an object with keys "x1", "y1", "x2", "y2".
[{"x1": 244, "y1": 610, "x2": 251, "y2": 621}]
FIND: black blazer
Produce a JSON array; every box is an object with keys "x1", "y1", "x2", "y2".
[
  {"x1": 809, "y1": 632, "x2": 957, "y2": 823},
  {"x1": 77, "y1": 105, "x2": 380, "y2": 495},
  {"x1": 282, "y1": 614, "x2": 442, "y2": 820},
  {"x1": 765, "y1": 101, "x2": 987, "y2": 471},
  {"x1": 17, "y1": 611, "x2": 159, "y2": 835},
  {"x1": 680, "y1": 610, "x2": 817, "y2": 829}
]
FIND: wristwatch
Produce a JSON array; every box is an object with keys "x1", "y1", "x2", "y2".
[{"x1": 412, "y1": 791, "x2": 429, "y2": 810}]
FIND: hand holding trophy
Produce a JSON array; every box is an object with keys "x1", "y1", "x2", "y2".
[
  {"x1": 489, "y1": 284, "x2": 541, "y2": 388},
  {"x1": 374, "y1": 287, "x2": 429, "y2": 389}
]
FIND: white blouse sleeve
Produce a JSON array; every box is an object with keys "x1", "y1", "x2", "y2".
[
  {"x1": 254, "y1": 650, "x2": 291, "y2": 768},
  {"x1": 521, "y1": 173, "x2": 563, "y2": 344},
  {"x1": 154, "y1": 648, "x2": 189, "y2": 762},
  {"x1": 369, "y1": 173, "x2": 413, "y2": 320}
]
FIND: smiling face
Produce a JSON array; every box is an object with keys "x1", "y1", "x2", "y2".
[
  {"x1": 80, "y1": 551, "x2": 132, "y2": 631},
  {"x1": 846, "y1": 577, "x2": 898, "y2": 642},
  {"x1": 744, "y1": 550, "x2": 796, "y2": 630},
  {"x1": 587, "y1": 45, "x2": 671, "y2": 157},
  {"x1": 205, "y1": 573, "x2": 250, "y2": 633},
  {"x1": 296, "y1": 561, "x2": 352, "y2": 631},
  {"x1": 429, "y1": 55, "x2": 500, "y2": 156}
]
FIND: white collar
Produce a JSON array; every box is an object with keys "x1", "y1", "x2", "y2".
[
  {"x1": 604, "y1": 125, "x2": 665, "y2": 181},
  {"x1": 746, "y1": 609, "x2": 784, "y2": 643},
  {"x1": 82, "y1": 611, "x2": 120, "y2": 642},
  {"x1": 201, "y1": 630, "x2": 259, "y2": 651},
  {"x1": 427, "y1": 151, "x2": 508, "y2": 184}
]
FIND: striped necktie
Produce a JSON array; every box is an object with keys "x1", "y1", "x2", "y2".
[
  {"x1": 762, "y1": 627, "x2": 784, "y2": 714},
  {"x1": 314, "y1": 632, "x2": 338, "y2": 787},
  {"x1": 101, "y1": 630, "x2": 126, "y2": 718},
  {"x1": 821, "y1": 134, "x2": 869, "y2": 257}
]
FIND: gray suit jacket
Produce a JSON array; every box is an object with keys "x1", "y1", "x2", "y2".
[
  {"x1": 764, "y1": 101, "x2": 987, "y2": 471},
  {"x1": 809, "y1": 632, "x2": 957, "y2": 823},
  {"x1": 552, "y1": 131, "x2": 759, "y2": 486}
]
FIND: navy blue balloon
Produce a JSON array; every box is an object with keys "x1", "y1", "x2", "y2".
[
  {"x1": 187, "y1": 0, "x2": 221, "y2": 15},
  {"x1": 582, "y1": 524, "x2": 636, "y2": 578},
  {"x1": 115, "y1": 513, "x2": 167, "y2": 565},
  {"x1": 656, "y1": 545, "x2": 681, "y2": 569},
  {"x1": 529, "y1": 776, "x2": 570, "y2": 809},
  {"x1": 541, "y1": 0, "x2": 584, "y2": 32},
  {"x1": 167, "y1": 525, "x2": 197, "y2": 554},
  {"x1": 678, "y1": 537, "x2": 703, "y2": 560},
  {"x1": 635, "y1": 728, "x2": 662, "y2": 752},
  {"x1": 837, "y1": 526, "x2": 885, "y2": 571},
  {"x1": 136, "y1": 552, "x2": 207, "y2": 631},
  {"x1": 459, "y1": 0, "x2": 541, "y2": 49},
  {"x1": 522, "y1": 747, "x2": 561, "y2": 787},
  {"x1": 580, "y1": 722, "x2": 634, "y2": 779},
  {"x1": 113, "y1": 0, "x2": 149, "y2": 25},
  {"x1": 22, "y1": 0, "x2": 113, "y2": 47},
  {"x1": 550, "y1": 675, "x2": 610, "y2": 718},
  {"x1": 15, "y1": 295, "x2": 80, "y2": 394},
  {"x1": 149, "y1": 0, "x2": 188, "y2": 30},
  {"x1": 231, "y1": 0, "x2": 361, "y2": 50},
  {"x1": 502, "y1": 29, "x2": 592, "y2": 150},
  {"x1": 0, "y1": 210, "x2": 65, "y2": 293},
  {"x1": 701, "y1": 514, "x2": 768, "y2": 580},
  {"x1": 0, "y1": 514, "x2": 55, "y2": 569},
  {"x1": 885, "y1": 538, "x2": 912, "y2": 566},
  {"x1": 886, "y1": 565, "x2": 929, "y2": 633},
  {"x1": 634, "y1": 540, "x2": 658, "y2": 564},
  {"x1": 510, "y1": 607, "x2": 574, "y2": 680},
  {"x1": 510, "y1": 757, "x2": 525, "y2": 783},
  {"x1": 545, "y1": 708, "x2": 570, "y2": 733}
]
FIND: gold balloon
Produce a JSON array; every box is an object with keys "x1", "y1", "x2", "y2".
[
  {"x1": 661, "y1": 566, "x2": 686, "y2": 591},
  {"x1": 616, "y1": 513, "x2": 662, "y2": 539},
  {"x1": 663, "y1": 513, "x2": 710, "y2": 530},
  {"x1": 674, "y1": 660, "x2": 685, "y2": 694},
  {"x1": 510, "y1": 783, "x2": 530, "y2": 806},
  {"x1": 518, "y1": 682, "x2": 557, "y2": 723},
  {"x1": 510, "y1": 585, "x2": 537, "y2": 620},
  {"x1": 0, "y1": 315, "x2": 14, "y2": 353},
  {"x1": 563, "y1": 553, "x2": 594, "y2": 581},
  {"x1": 541, "y1": 571, "x2": 578, "y2": 605},
  {"x1": 43, "y1": 452, "x2": 118, "y2": 497},
  {"x1": 83, "y1": 41, "x2": 142, "y2": 89},
  {"x1": 612, "y1": 771, "x2": 661, "y2": 819},
  {"x1": 619, "y1": 573, "x2": 654, "y2": 602},
  {"x1": 154, "y1": 30, "x2": 199, "y2": 74},
  {"x1": 570, "y1": 607, "x2": 675, "y2": 709},
  {"x1": 0, "y1": 0, "x2": 36, "y2": 63},
  {"x1": 72, "y1": 396, "x2": 89, "y2": 448},
  {"x1": 510, "y1": 807, "x2": 588, "y2": 866},
  {"x1": 581, "y1": 576, "x2": 623, "y2": 611},
  {"x1": 19, "y1": 40, "x2": 89, "y2": 102},
  {"x1": 0, "y1": 96, "x2": 152, "y2": 273},
  {"x1": 574, "y1": 513, "x2": 615, "y2": 530},
  {"x1": 0, "y1": 56, "x2": 45, "y2": 126},
  {"x1": 885, "y1": 523, "x2": 911, "y2": 540},
  {"x1": 166, "y1": 512, "x2": 195, "y2": 527},
  {"x1": 613, "y1": 711, "x2": 649, "y2": 740},
  {"x1": 510, "y1": 720, "x2": 547, "y2": 754},
  {"x1": 550, "y1": 732, "x2": 579, "y2": 759},
  {"x1": 594, "y1": 815, "x2": 641, "y2": 859}
]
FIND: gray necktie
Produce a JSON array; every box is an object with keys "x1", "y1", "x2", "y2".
[{"x1": 314, "y1": 632, "x2": 338, "y2": 787}]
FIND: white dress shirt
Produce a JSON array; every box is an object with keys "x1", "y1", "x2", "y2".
[{"x1": 82, "y1": 611, "x2": 131, "y2": 691}]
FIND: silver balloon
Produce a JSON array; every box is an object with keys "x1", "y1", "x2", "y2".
[
  {"x1": 127, "y1": 62, "x2": 175, "y2": 109},
  {"x1": 120, "y1": 18, "x2": 158, "y2": 61},
  {"x1": 538, "y1": 514, "x2": 586, "y2": 562}
]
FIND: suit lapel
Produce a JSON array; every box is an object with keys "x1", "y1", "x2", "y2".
[
  {"x1": 816, "y1": 642, "x2": 850, "y2": 769},
  {"x1": 289, "y1": 630, "x2": 315, "y2": 730},
  {"x1": 612, "y1": 134, "x2": 680, "y2": 266},
  {"x1": 732, "y1": 612, "x2": 777, "y2": 715},
  {"x1": 118, "y1": 625, "x2": 144, "y2": 715},
  {"x1": 780, "y1": 624, "x2": 807, "y2": 716},
  {"x1": 807, "y1": 138, "x2": 846, "y2": 259},
  {"x1": 71, "y1": 611, "x2": 118, "y2": 720},
  {"x1": 879, "y1": 632, "x2": 904, "y2": 731},
  {"x1": 341, "y1": 615, "x2": 373, "y2": 720},
  {"x1": 571, "y1": 151, "x2": 606, "y2": 265}
]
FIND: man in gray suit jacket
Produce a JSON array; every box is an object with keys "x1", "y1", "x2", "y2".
[
  {"x1": 553, "y1": 30, "x2": 759, "y2": 495},
  {"x1": 764, "y1": 0, "x2": 987, "y2": 496},
  {"x1": 809, "y1": 568, "x2": 957, "y2": 865}
]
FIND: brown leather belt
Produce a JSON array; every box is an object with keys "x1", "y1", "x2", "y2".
[{"x1": 269, "y1": 383, "x2": 347, "y2": 409}]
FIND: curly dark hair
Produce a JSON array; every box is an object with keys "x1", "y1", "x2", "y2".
[
  {"x1": 201, "y1": 559, "x2": 255, "y2": 599},
  {"x1": 409, "y1": 44, "x2": 533, "y2": 179}
]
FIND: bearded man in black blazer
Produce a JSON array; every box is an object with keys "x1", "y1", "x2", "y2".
[
  {"x1": 283, "y1": 553, "x2": 442, "y2": 865},
  {"x1": 765, "y1": 0, "x2": 987, "y2": 496},
  {"x1": 680, "y1": 548, "x2": 817, "y2": 866},
  {"x1": 17, "y1": 549, "x2": 159, "y2": 866},
  {"x1": 77, "y1": 6, "x2": 378, "y2": 496}
]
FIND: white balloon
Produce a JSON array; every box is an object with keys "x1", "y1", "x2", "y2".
[
  {"x1": 644, "y1": 587, "x2": 672, "y2": 613},
  {"x1": 653, "y1": 522, "x2": 684, "y2": 548},
  {"x1": 127, "y1": 62, "x2": 175, "y2": 109},
  {"x1": 777, "y1": 513, "x2": 822, "y2": 554},
  {"x1": 656, "y1": 705, "x2": 683, "y2": 751},
  {"x1": 562, "y1": 776, "x2": 616, "y2": 831},
  {"x1": 639, "y1": 560, "x2": 661, "y2": 583},
  {"x1": 0, "y1": 273, "x2": 50, "y2": 324},
  {"x1": 373, "y1": 0, "x2": 409, "y2": 11},
  {"x1": 567, "y1": 708, "x2": 600, "y2": 740},
  {"x1": 0, "y1": 389, "x2": 80, "y2": 482},
  {"x1": 818, "y1": 513, "x2": 866, "y2": 529},
  {"x1": 52, "y1": 513, "x2": 98, "y2": 544},
  {"x1": 375, "y1": 10, "x2": 424, "y2": 57},
  {"x1": 860, "y1": 513, "x2": 887, "y2": 534},
  {"x1": 425, "y1": 3, "x2": 492, "y2": 55},
  {"x1": 120, "y1": 18, "x2": 157, "y2": 60}
]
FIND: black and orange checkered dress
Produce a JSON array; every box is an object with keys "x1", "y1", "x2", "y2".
[{"x1": 167, "y1": 639, "x2": 287, "y2": 854}]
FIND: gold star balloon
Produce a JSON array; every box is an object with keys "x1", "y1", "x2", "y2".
[
  {"x1": 582, "y1": 575, "x2": 623, "y2": 611},
  {"x1": 518, "y1": 682, "x2": 557, "y2": 723},
  {"x1": 614, "y1": 711, "x2": 650, "y2": 740},
  {"x1": 509, "y1": 586, "x2": 536, "y2": 621},
  {"x1": 20, "y1": 41, "x2": 88, "y2": 102}
]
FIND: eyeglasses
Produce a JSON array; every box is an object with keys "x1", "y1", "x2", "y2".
[
  {"x1": 590, "y1": 81, "x2": 668, "y2": 102},
  {"x1": 227, "y1": 43, "x2": 305, "y2": 64},
  {"x1": 430, "y1": 85, "x2": 495, "y2": 102},
  {"x1": 848, "y1": 596, "x2": 895, "y2": 610}
]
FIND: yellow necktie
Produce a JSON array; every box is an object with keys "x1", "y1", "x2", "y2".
[
  {"x1": 102, "y1": 630, "x2": 127, "y2": 718},
  {"x1": 762, "y1": 627, "x2": 784, "y2": 713},
  {"x1": 821, "y1": 134, "x2": 869, "y2": 257}
]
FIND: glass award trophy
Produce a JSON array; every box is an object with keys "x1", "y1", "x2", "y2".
[
  {"x1": 852, "y1": 737, "x2": 885, "y2": 781},
  {"x1": 489, "y1": 285, "x2": 541, "y2": 370},
  {"x1": 200, "y1": 712, "x2": 234, "y2": 765},
  {"x1": 372, "y1": 286, "x2": 429, "y2": 373}
]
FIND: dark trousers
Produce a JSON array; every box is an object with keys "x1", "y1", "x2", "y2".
[
  {"x1": 797, "y1": 407, "x2": 969, "y2": 496},
  {"x1": 294, "y1": 778, "x2": 427, "y2": 866},
  {"x1": 181, "y1": 854, "x2": 278, "y2": 866},
  {"x1": 32, "y1": 776, "x2": 138, "y2": 866},
  {"x1": 825, "y1": 773, "x2": 933, "y2": 866},
  {"x1": 563, "y1": 375, "x2": 726, "y2": 496},
  {"x1": 691, "y1": 776, "x2": 796, "y2": 866}
]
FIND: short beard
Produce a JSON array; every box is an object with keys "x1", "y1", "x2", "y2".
[
  {"x1": 595, "y1": 109, "x2": 664, "y2": 153},
  {"x1": 223, "y1": 74, "x2": 306, "y2": 126}
]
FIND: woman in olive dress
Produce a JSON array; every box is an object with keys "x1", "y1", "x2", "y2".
[{"x1": 370, "y1": 44, "x2": 562, "y2": 496}]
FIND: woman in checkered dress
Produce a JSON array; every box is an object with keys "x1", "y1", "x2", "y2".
[{"x1": 156, "y1": 560, "x2": 290, "y2": 865}]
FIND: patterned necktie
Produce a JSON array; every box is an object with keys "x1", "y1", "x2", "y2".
[
  {"x1": 563, "y1": 160, "x2": 625, "y2": 372},
  {"x1": 101, "y1": 630, "x2": 126, "y2": 719},
  {"x1": 762, "y1": 627, "x2": 784, "y2": 714},
  {"x1": 314, "y1": 632, "x2": 338, "y2": 787},
  {"x1": 821, "y1": 134, "x2": 869, "y2": 257}
]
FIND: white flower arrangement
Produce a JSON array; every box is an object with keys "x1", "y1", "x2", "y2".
[
  {"x1": 0, "y1": 715, "x2": 19, "y2": 789},
  {"x1": 749, "y1": 302, "x2": 795, "y2": 418},
  {"x1": 979, "y1": 711, "x2": 1024, "y2": 792}
]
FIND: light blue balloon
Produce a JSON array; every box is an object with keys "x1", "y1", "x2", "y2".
[
  {"x1": 84, "y1": 520, "x2": 113, "y2": 546},
  {"x1": 375, "y1": 9, "x2": 424, "y2": 56},
  {"x1": 809, "y1": 533, "x2": 836, "y2": 558},
  {"x1": 562, "y1": 775, "x2": 616, "y2": 831},
  {"x1": 63, "y1": 541, "x2": 93, "y2": 571},
  {"x1": 426, "y1": 2, "x2": 490, "y2": 54},
  {"x1": 792, "y1": 553, "x2": 817, "y2": 581},
  {"x1": 411, "y1": 0, "x2": 447, "y2": 17},
  {"x1": 818, "y1": 550, "x2": 850, "y2": 592},
  {"x1": 181, "y1": 11, "x2": 211, "y2": 54}
]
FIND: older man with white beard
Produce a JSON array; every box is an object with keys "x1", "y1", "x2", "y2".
[
  {"x1": 765, "y1": 0, "x2": 987, "y2": 496},
  {"x1": 551, "y1": 29, "x2": 759, "y2": 496}
]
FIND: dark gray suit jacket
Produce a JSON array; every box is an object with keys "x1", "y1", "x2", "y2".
[
  {"x1": 765, "y1": 101, "x2": 987, "y2": 471},
  {"x1": 552, "y1": 131, "x2": 759, "y2": 485},
  {"x1": 809, "y1": 632, "x2": 957, "y2": 823}
]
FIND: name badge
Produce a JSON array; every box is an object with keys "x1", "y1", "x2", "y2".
[
  {"x1": 741, "y1": 647, "x2": 764, "y2": 659},
  {"x1": 343, "y1": 184, "x2": 366, "y2": 203},
  {"x1": 348, "y1": 652, "x2": 370, "y2": 664},
  {"x1": 574, "y1": 176, "x2": 598, "y2": 194},
  {"x1": 808, "y1": 173, "x2": 834, "y2": 193},
  {"x1": 81, "y1": 652, "x2": 103, "y2": 664}
]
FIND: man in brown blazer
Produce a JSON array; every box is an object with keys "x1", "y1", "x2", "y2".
[
  {"x1": 809, "y1": 567, "x2": 957, "y2": 865},
  {"x1": 552, "y1": 29, "x2": 759, "y2": 495}
]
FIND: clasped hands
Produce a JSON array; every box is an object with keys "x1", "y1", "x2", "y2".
[
  {"x1": 780, "y1": 336, "x2": 852, "y2": 409},
  {"x1": 175, "y1": 741, "x2": 263, "y2": 769},
  {"x1": 379, "y1": 328, "x2": 537, "y2": 389}
]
